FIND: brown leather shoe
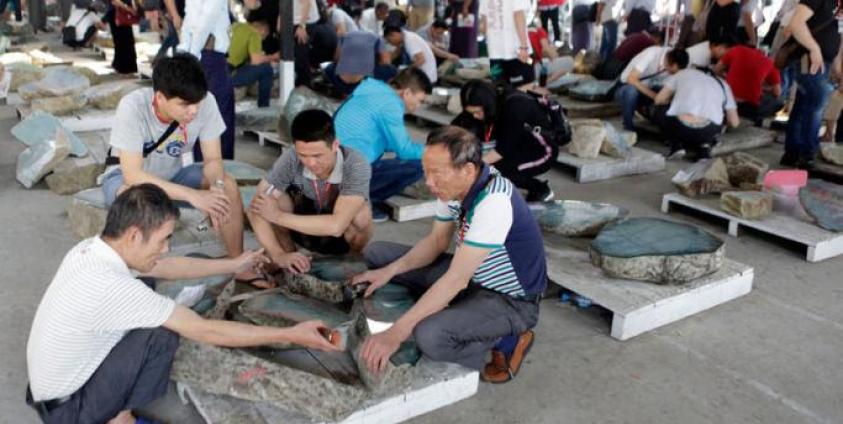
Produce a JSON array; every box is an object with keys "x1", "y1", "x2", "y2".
[{"x1": 480, "y1": 330, "x2": 535, "y2": 384}]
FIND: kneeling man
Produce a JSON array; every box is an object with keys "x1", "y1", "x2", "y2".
[
  {"x1": 26, "y1": 184, "x2": 339, "y2": 424},
  {"x1": 248, "y1": 109, "x2": 373, "y2": 274},
  {"x1": 352, "y1": 126, "x2": 546, "y2": 383}
]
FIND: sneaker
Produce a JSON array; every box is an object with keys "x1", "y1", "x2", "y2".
[
  {"x1": 526, "y1": 181, "x2": 554, "y2": 203},
  {"x1": 666, "y1": 147, "x2": 686, "y2": 160},
  {"x1": 797, "y1": 158, "x2": 816, "y2": 171},
  {"x1": 780, "y1": 152, "x2": 799, "y2": 167},
  {"x1": 698, "y1": 143, "x2": 713, "y2": 160},
  {"x1": 372, "y1": 206, "x2": 389, "y2": 223}
]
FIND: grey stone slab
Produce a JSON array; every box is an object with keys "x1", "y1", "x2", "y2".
[
  {"x1": 720, "y1": 191, "x2": 773, "y2": 220},
  {"x1": 553, "y1": 94, "x2": 620, "y2": 119},
  {"x1": 799, "y1": 180, "x2": 843, "y2": 232},
  {"x1": 557, "y1": 146, "x2": 665, "y2": 183},
  {"x1": 83, "y1": 80, "x2": 138, "y2": 109},
  {"x1": 236, "y1": 105, "x2": 282, "y2": 133},
  {"x1": 567, "y1": 79, "x2": 616, "y2": 102},
  {"x1": 239, "y1": 292, "x2": 352, "y2": 328},
  {"x1": 34, "y1": 67, "x2": 91, "y2": 97},
  {"x1": 281, "y1": 87, "x2": 341, "y2": 136},
  {"x1": 44, "y1": 155, "x2": 103, "y2": 195},
  {"x1": 671, "y1": 158, "x2": 732, "y2": 197},
  {"x1": 6, "y1": 62, "x2": 43, "y2": 91},
  {"x1": 12, "y1": 110, "x2": 88, "y2": 157},
  {"x1": 224, "y1": 160, "x2": 266, "y2": 186},
  {"x1": 711, "y1": 125, "x2": 776, "y2": 156},
  {"x1": 590, "y1": 217, "x2": 725, "y2": 284},
  {"x1": 16, "y1": 133, "x2": 70, "y2": 188},
  {"x1": 531, "y1": 200, "x2": 629, "y2": 237},
  {"x1": 31, "y1": 93, "x2": 88, "y2": 116}
]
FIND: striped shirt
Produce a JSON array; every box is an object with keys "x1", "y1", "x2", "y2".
[
  {"x1": 434, "y1": 166, "x2": 547, "y2": 297},
  {"x1": 26, "y1": 237, "x2": 175, "y2": 401}
]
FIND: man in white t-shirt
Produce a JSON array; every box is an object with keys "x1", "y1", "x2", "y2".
[
  {"x1": 384, "y1": 25, "x2": 438, "y2": 83},
  {"x1": 359, "y1": 2, "x2": 390, "y2": 35},
  {"x1": 25, "y1": 184, "x2": 339, "y2": 424},
  {"x1": 479, "y1": 0, "x2": 533, "y2": 87},
  {"x1": 329, "y1": 3, "x2": 358, "y2": 37},
  {"x1": 62, "y1": 4, "x2": 102, "y2": 48},
  {"x1": 616, "y1": 46, "x2": 688, "y2": 130}
]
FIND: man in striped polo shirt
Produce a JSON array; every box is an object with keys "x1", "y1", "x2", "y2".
[
  {"x1": 352, "y1": 126, "x2": 547, "y2": 383},
  {"x1": 26, "y1": 184, "x2": 340, "y2": 424}
]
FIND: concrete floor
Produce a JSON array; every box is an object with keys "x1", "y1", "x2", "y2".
[{"x1": 2, "y1": 36, "x2": 843, "y2": 424}]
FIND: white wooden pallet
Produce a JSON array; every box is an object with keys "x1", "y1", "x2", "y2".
[
  {"x1": 557, "y1": 147, "x2": 665, "y2": 183},
  {"x1": 245, "y1": 129, "x2": 290, "y2": 148},
  {"x1": 545, "y1": 240, "x2": 754, "y2": 340},
  {"x1": 661, "y1": 192, "x2": 843, "y2": 262},
  {"x1": 385, "y1": 195, "x2": 438, "y2": 222},
  {"x1": 411, "y1": 105, "x2": 455, "y2": 127},
  {"x1": 184, "y1": 360, "x2": 478, "y2": 424}
]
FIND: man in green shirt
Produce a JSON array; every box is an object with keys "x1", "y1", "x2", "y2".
[{"x1": 228, "y1": 15, "x2": 280, "y2": 107}]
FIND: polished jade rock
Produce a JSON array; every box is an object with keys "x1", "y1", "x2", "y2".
[{"x1": 799, "y1": 180, "x2": 843, "y2": 232}]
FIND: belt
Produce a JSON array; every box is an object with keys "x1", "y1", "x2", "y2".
[
  {"x1": 26, "y1": 386, "x2": 72, "y2": 418},
  {"x1": 513, "y1": 292, "x2": 543, "y2": 304}
]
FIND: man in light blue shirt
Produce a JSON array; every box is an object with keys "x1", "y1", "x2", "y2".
[{"x1": 334, "y1": 68, "x2": 432, "y2": 221}]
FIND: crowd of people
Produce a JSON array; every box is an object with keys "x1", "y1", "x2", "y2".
[{"x1": 11, "y1": 0, "x2": 843, "y2": 422}]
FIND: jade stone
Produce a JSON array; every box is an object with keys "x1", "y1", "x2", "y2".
[
  {"x1": 590, "y1": 217, "x2": 725, "y2": 284},
  {"x1": 534, "y1": 200, "x2": 629, "y2": 237},
  {"x1": 363, "y1": 284, "x2": 421, "y2": 366},
  {"x1": 239, "y1": 292, "x2": 351, "y2": 328},
  {"x1": 568, "y1": 79, "x2": 616, "y2": 102},
  {"x1": 16, "y1": 135, "x2": 70, "y2": 188},
  {"x1": 799, "y1": 180, "x2": 843, "y2": 232},
  {"x1": 12, "y1": 110, "x2": 88, "y2": 157}
]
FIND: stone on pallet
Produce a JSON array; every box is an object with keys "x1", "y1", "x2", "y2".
[
  {"x1": 67, "y1": 188, "x2": 108, "y2": 238},
  {"x1": 820, "y1": 143, "x2": 843, "y2": 166},
  {"x1": 600, "y1": 122, "x2": 637, "y2": 158},
  {"x1": 281, "y1": 86, "x2": 339, "y2": 136},
  {"x1": 671, "y1": 158, "x2": 732, "y2": 197},
  {"x1": 361, "y1": 284, "x2": 421, "y2": 367},
  {"x1": 720, "y1": 191, "x2": 773, "y2": 219},
  {"x1": 83, "y1": 80, "x2": 137, "y2": 109},
  {"x1": 236, "y1": 105, "x2": 281, "y2": 133},
  {"x1": 799, "y1": 180, "x2": 843, "y2": 232},
  {"x1": 223, "y1": 160, "x2": 266, "y2": 185},
  {"x1": 31, "y1": 93, "x2": 87, "y2": 116},
  {"x1": 16, "y1": 130, "x2": 70, "y2": 188},
  {"x1": 568, "y1": 120, "x2": 605, "y2": 159},
  {"x1": 36, "y1": 67, "x2": 91, "y2": 97},
  {"x1": 18, "y1": 81, "x2": 40, "y2": 101},
  {"x1": 240, "y1": 292, "x2": 351, "y2": 328},
  {"x1": 11, "y1": 110, "x2": 88, "y2": 156},
  {"x1": 533, "y1": 200, "x2": 629, "y2": 237},
  {"x1": 7, "y1": 62, "x2": 43, "y2": 91},
  {"x1": 281, "y1": 256, "x2": 369, "y2": 303},
  {"x1": 401, "y1": 179, "x2": 435, "y2": 200},
  {"x1": 589, "y1": 217, "x2": 725, "y2": 284},
  {"x1": 724, "y1": 152, "x2": 768, "y2": 187},
  {"x1": 44, "y1": 155, "x2": 103, "y2": 194},
  {"x1": 567, "y1": 79, "x2": 616, "y2": 102}
]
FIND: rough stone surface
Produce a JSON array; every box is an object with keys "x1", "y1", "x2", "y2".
[
  {"x1": 35, "y1": 67, "x2": 91, "y2": 97},
  {"x1": 361, "y1": 284, "x2": 421, "y2": 366},
  {"x1": 156, "y1": 272, "x2": 233, "y2": 314},
  {"x1": 401, "y1": 179, "x2": 435, "y2": 200},
  {"x1": 347, "y1": 307, "x2": 415, "y2": 394},
  {"x1": 223, "y1": 160, "x2": 266, "y2": 186},
  {"x1": 724, "y1": 152, "x2": 769, "y2": 187},
  {"x1": 239, "y1": 292, "x2": 351, "y2": 328},
  {"x1": 799, "y1": 180, "x2": 843, "y2": 232},
  {"x1": 11, "y1": 110, "x2": 88, "y2": 157},
  {"x1": 18, "y1": 81, "x2": 40, "y2": 101},
  {"x1": 44, "y1": 155, "x2": 103, "y2": 194},
  {"x1": 568, "y1": 120, "x2": 605, "y2": 159},
  {"x1": 533, "y1": 200, "x2": 629, "y2": 237},
  {"x1": 170, "y1": 340, "x2": 369, "y2": 422},
  {"x1": 16, "y1": 131, "x2": 70, "y2": 188},
  {"x1": 31, "y1": 94, "x2": 87, "y2": 115},
  {"x1": 568, "y1": 79, "x2": 616, "y2": 102},
  {"x1": 83, "y1": 81, "x2": 137, "y2": 109},
  {"x1": 281, "y1": 87, "x2": 339, "y2": 136},
  {"x1": 7, "y1": 62, "x2": 43, "y2": 91},
  {"x1": 600, "y1": 122, "x2": 637, "y2": 158},
  {"x1": 720, "y1": 191, "x2": 773, "y2": 219},
  {"x1": 589, "y1": 217, "x2": 725, "y2": 284},
  {"x1": 672, "y1": 158, "x2": 733, "y2": 197},
  {"x1": 71, "y1": 66, "x2": 102, "y2": 86},
  {"x1": 281, "y1": 257, "x2": 368, "y2": 303},
  {"x1": 820, "y1": 143, "x2": 843, "y2": 166},
  {"x1": 236, "y1": 105, "x2": 281, "y2": 133},
  {"x1": 67, "y1": 189, "x2": 108, "y2": 238}
]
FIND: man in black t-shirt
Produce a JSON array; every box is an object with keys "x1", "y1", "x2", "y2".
[{"x1": 781, "y1": 0, "x2": 840, "y2": 169}]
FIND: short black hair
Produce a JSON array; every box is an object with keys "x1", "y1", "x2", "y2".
[
  {"x1": 431, "y1": 19, "x2": 448, "y2": 29},
  {"x1": 710, "y1": 35, "x2": 736, "y2": 47},
  {"x1": 383, "y1": 24, "x2": 402, "y2": 37},
  {"x1": 389, "y1": 67, "x2": 433, "y2": 94},
  {"x1": 460, "y1": 79, "x2": 498, "y2": 123},
  {"x1": 666, "y1": 48, "x2": 689, "y2": 69},
  {"x1": 102, "y1": 184, "x2": 180, "y2": 241},
  {"x1": 426, "y1": 126, "x2": 483, "y2": 169},
  {"x1": 384, "y1": 9, "x2": 407, "y2": 27},
  {"x1": 291, "y1": 109, "x2": 336, "y2": 145},
  {"x1": 152, "y1": 53, "x2": 208, "y2": 104},
  {"x1": 246, "y1": 10, "x2": 269, "y2": 26},
  {"x1": 375, "y1": 2, "x2": 389, "y2": 12}
]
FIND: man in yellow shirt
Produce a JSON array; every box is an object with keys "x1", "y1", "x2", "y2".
[{"x1": 228, "y1": 15, "x2": 280, "y2": 107}]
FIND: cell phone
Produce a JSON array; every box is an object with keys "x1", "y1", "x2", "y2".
[{"x1": 318, "y1": 327, "x2": 342, "y2": 347}]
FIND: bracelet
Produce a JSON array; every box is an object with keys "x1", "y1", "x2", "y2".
[{"x1": 518, "y1": 46, "x2": 529, "y2": 51}]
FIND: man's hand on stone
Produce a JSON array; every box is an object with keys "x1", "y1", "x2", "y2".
[
  {"x1": 231, "y1": 248, "x2": 270, "y2": 275},
  {"x1": 271, "y1": 251, "x2": 311, "y2": 274},
  {"x1": 287, "y1": 320, "x2": 342, "y2": 352},
  {"x1": 351, "y1": 267, "x2": 395, "y2": 297},
  {"x1": 361, "y1": 329, "x2": 402, "y2": 374},
  {"x1": 250, "y1": 193, "x2": 284, "y2": 225}
]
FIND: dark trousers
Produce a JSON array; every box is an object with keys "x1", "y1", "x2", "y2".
[
  {"x1": 369, "y1": 158, "x2": 424, "y2": 205},
  {"x1": 324, "y1": 62, "x2": 397, "y2": 97},
  {"x1": 0, "y1": 0, "x2": 22, "y2": 21},
  {"x1": 706, "y1": 2, "x2": 740, "y2": 43},
  {"x1": 231, "y1": 62, "x2": 274, "y2": 107},
  {"x1": 615, "y1": 83, "x2": 654, "y2": 130},
  {"x1": 540, "y1": 7, "x2": 561, "y2": 43},
  {"x1": 599, "y1": 20, "x2": 618, "y2": 62},
  {"x1": 364, "y1": 241, "x2": 539, "y2": 371},
  {"x1": 490, "y1": 58, "x2": 535, "y2": 87},
  {"x1": 64, "y1": 26, "x2": 97, "y2": 48},
  {"x1": 625, "y1": 8, "x2": 651, "y2": 35},
  {"x1": 107, "y1": 8, "x2": 138, "y2": 74},
  {"x1": 655, "y1": 111, "x2": 722, "y2": 154},
  {"x1": 195, "y1": 50, "x2": 236, "y2": 161},
  {"x1": 26, "y1": 328, "x2": 179, "y2": 424},
  {"x1": 785, "y1": 65, "x2": 833, "y2": 161},
  {"x1": 156, "y1": 18, "x2": 180, "y2": 59},
  {"x1": 494, "y1": 154, "x2": 554, "y2": 199},
  {"x1": 293, "y1": 24, "x2": 316, "y2": 87},
  {"x1": 737, "y1": 94, "x2": 784, "y2": 124}
]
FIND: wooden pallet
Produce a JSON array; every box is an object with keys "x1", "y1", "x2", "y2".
[
  {"x1": 183, "y1": 360, "x2": 478, "y2": 424},
  {"x1": 661, "y1": 193, "x2": 843, "y2": 262},
  {"x1": 556, "y1": 147, "x2": 665, "y2": 183},
  {"x1": 244, "y1": 130, "x2": 290, "y2": 148},
  {"x1": 385, "y1": 195, "x2": 438, "y2": 222},
  {"x1": 545, "y1": 238, "x2": 754, "y2": 340}
]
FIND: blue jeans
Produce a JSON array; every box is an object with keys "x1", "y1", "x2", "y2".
[
  {"x1": 231, "y1": 62, "x2": 274, "y2": 107},
  {"x1": 785, "y1": 65, "x2": 833, "y2": 161},
  {"x1": 102, "y1": 164, "x2": 204, "y2": 207},
  {"x1": 369, "y1": 159, "x2": 424, "y2": 205},
  {"x1": 615, "y1": 83, "x2": 642, "y2": 131},
  {"x1": 197, "y1": 50, "x2": 236, "y2": 161},
  {"x1": 600, "y1": 20, "x2": 618, "y2": 62}
]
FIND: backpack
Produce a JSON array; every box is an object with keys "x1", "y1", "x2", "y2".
[{"x1": 509, "y1": 90, "x2": 572, "y2": 148}]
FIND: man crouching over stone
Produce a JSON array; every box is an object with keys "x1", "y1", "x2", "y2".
[
  {"x1": 101, "y1": 53, "x2": 272, "y2": 288},
  {"x1": 248, "y1": 109, "x2": 373, "y2": 274},
  {"x1": 352, "y1": 126, "x2": 546, "y2": 383},
  {"x1": 26, "y1": 184, "x2": 340, "y2": 424}
]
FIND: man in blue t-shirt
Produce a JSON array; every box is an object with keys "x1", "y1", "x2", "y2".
[
  {"x1": 352, "y1": 126, "x2": 547, "y2": 384},
  {"x1": 334, "y1": 68, "x2": 432, "y2": 221}
]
